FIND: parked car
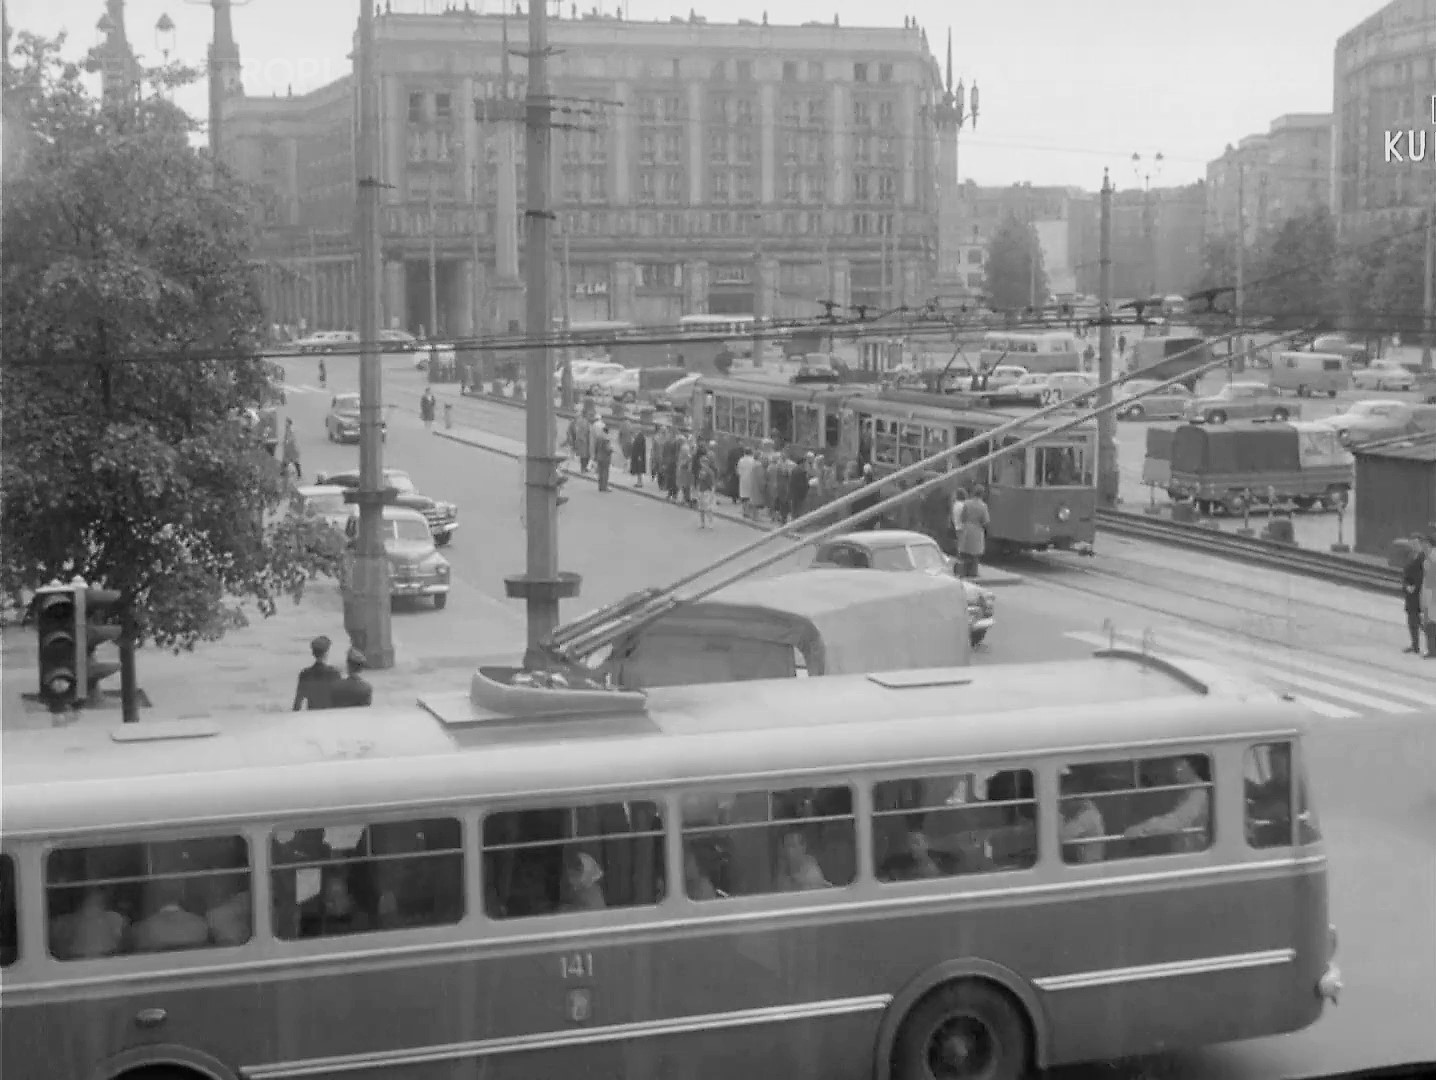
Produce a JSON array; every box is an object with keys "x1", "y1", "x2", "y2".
[
  {"x1": 597, "y1": 367, "x2": 641, "y2": 401},
  {"x1": 345, "y1": 506, "x2": 451, "y2": 609},
  {"x1": 324, "y1": 392, "x2": 387, "y2": 444},
  {"x1": 807, "y1": 529, "x2": 995, "y2": 647},
  {"x1": 998, "y1": 372, "x2": 1054, "y2": 405},
  {"x1": 573, "y1": 361, "x2": 625, "y2": 392},
  {"x1": 1319, "y1": 400, "x2": 1436, "y2": 447},
  {"x1": 316, "y1": 467, "x2": 459, "y2": 546},
  {"x1": 1310, "y1": 334, "x2": 1370, "y2": 367},
  {"x1": 1116, "y1": 379, "x2": 1195, "y2": 420},
  {"x1": 294, "y1": 330, "x2": 358, "y2": 354},
  {"x1": 1183, "y1": 381, "x2": 1297, "y2": 424},
  {"x1": 379, "y1": 328, "x2": 421, "y2": 351},
  {"x1": 983, "y1": 365, "x2": 1029, "y2": 391},
  {"x1": 294, "y1": 484, "x2": 353, "y2": 560},
  {"x1": 1351, "y1": 359, "x2": 1416, "y2": 392}
]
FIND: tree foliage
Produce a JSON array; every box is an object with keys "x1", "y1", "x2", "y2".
[
  {"x1": 1, "y1": 35, "x2": 336, "y2": 651},
  {"x1": 982, "y1": 214, "x2": 1048, "y2": 313},
  {"x1": 1245, "y1": 207, "x2": 1338, "y2": 331}
]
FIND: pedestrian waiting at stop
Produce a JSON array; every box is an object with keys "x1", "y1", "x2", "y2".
[
  {"x1": 293, "y1": 635, "x2": 341, "y2": 711},
  {"x1": 1403, "y1": 533, "x2": 1427, "y2": 655},
  {"x1": 282, "y1": 418, "x2": 302, "y2": 480},
  {"x1": 330, "y1": 647, "x2": 374, "y2": 708},
  {"x1": 420, "y1": 388, "x2": 436, "y2": 430},
  {"x1": 956, "y1": 485, "x2": 990, "y2": 580},
  {"x1": 695, "y1": 446, "x2": 717, "y2": 528},
  {"x1": 594, "y1": 425, "x2": 614, "y2": 492},
  {"x1": 628, "y1": 426, "x2": 647, "y2": 489},
  {"x1": 1421, "y1": 531, "x2": 1436, "y2": 658}
]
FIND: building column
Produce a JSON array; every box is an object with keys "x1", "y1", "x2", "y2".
[
  {"x1": 612, "y1": 258, "x2": 636, "y2": 322},
  {"x1": 613, "y1": 80, "x2": 631, "y2": 203},
  {"x1": 757, "y1": 256, "x2": 778, "y2": 322},
  {"x1": 686, "y1": 78, "x2": 704, "y2": 204},
  {"x1": 384, "y1": 259, "x2": 406, "y2": 331},
  {"x1": 384, "y1": 76, "x2": 406, "y2": 201},
  {"x1": 759, "y1": 81, "x2": 776, "y2": 205},
  {"x1": 457, "y1": 258, "x2": 475, "y2": 338},
  {"x1": 684, "y1": 259, "x2": 709, "y2": 314}
]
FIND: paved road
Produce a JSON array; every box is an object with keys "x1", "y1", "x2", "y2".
[{"x1": 272, "y1": 353, "x2": 1436, "y2": 1078}]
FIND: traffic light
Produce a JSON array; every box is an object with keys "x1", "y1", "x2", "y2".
[
  {"x1": 34, "y1": 581, "x2": 80, "y2": 708},
  {"x1": 80, "y1": 586, "x2": 123, "y2": 700}
]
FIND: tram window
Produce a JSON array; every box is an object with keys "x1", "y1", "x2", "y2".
[
  {"x1": 794, "y1": 403, "x2": 822, "y2": 447},
  {"x1": 482, "y1": 802, "x2": 665, "y2": 918},
  {"x1": 1244, "y1": 742, "x2": 1321, "y2": 848},
  {"x1": 872, "y1": 770, "x2": 1037, "y2": 881},
  {"x1": 1033, "y1": 445, "x2": 1085, "y2": 487},
  {"x1": 770, "y1": 399, "x2": 795, "y2": 444},
  {"x1": 0, "y1": 855, "x2": 16, "y2": 967},
  {"x1": 1059, "y1": 755, "x2": 1213, "y2": 863},
  {"x1": 47, "y1": 834, "x2": 252, "y2": 959},
  {"x1": 714, "y1": 395, "x2": 734, "y2": 433},
  {"x1": 898, "y1": 422, "x2": 924, "y2": 466},
  {"x1": 744, "y1": 398, "x2": 764, "y2": 438},
  {"x1": 270, "y1": 818, "x2": 463, "y2": 940},
  {"x1": 681, "y1": 785, "x2": 856, "y2": 899},
  {"x1": 824, "y1": 411, "x2": 841, "y2": 448},
  {"x1": 873, "y1": 418, "x2": 899, "y2": 466}
]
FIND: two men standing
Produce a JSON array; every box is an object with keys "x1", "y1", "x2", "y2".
[{"x1": 292, "y1": 636, "x2": 374, "y2": 710}]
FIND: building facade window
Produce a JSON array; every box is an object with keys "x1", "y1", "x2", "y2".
[
  {"x1": 434, "y1": 93, "x2": 452, "y2": 120},
  {"x1": 408, "y1": 92, "x2": 426, "y2": 123},
  {"x1": 854, "y1": 63, "x2": 868, "y2": 82}
]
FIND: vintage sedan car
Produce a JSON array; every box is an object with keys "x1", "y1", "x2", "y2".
[
  {"x1": 379, "y1": 328, "x2": 421, "y2": 351},
  {"x1": 996, "y1": 372, "x2": 1053, "y2": 405},
  {"x1": 324, "y1": 393, "x2": 388, "y2": 444},
  {"x1": 1040, "y1": 371, "x2": 1099, "y2": 405},
  {"x1": 316, "y1": 466, "x2": 459, "y2": 547},
  {"x1": 808, "y1": 529, "x2": 995, "y2": 647},
  {"x1": 1319, "y1": 400, "x2": 1436, "y2": 447},
  {"x1": 1351, "y1": 359, "x2": 1416, "y2": 392},
  {"x1": 345, "y1": 506, "x2": 450, "y2": 609},
  {"x1": 1183, "y1": 381, "x2": 1297, "y2": 425},
  {"x1": 573, "y1": 361, "x2": 625, "y2": 392},
  {"x1": 294, "y1": 330, "x2": 359, "y2": 354},
  {"x1": 1116, "y1": 379, "x2": 1195, "y2": 420},
  {"x1": 654, "y1": 372, "x2": 702, "y2": 411},
  {"x1": 983, "y1": 364, "x2": 1029, "y2": 392},
  {"x1": 294, "y1": 484, "x2": 354, "y2": 560}
]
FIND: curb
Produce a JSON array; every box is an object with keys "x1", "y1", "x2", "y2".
[{"x1": 433, "y1": 428, "x2": 1025, "y2": 587}]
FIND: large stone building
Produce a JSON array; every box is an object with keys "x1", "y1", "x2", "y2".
[
  {"x1": 1206, "y1": 114, "x2": 1330, "y2": 245},
  {"x1": 1333, "y1": 0, "x2": 1436, "y2": 235},
  {"x1": 948, "y1": 183, "x2": 1085, "y2": 302},
  {"x1": 224, "y1": 8, "x2": 950, "y2": 337}
]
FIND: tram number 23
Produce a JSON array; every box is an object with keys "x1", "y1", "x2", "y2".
[{"x1": 559, "y1": 951, "x2": 595, "y2": 979}]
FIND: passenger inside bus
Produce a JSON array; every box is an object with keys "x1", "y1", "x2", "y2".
[
  {"x1": 1245, "y1": 742, "x2": 1296, "y2": 847},
  {"x1": 559, "y1": 849, "x2": 607, "y2": 911},
  {"x1": 1059, "y1": 769, "x2": 1107, "y2": 864},
  {"x1": 683, "y1": 848, "x2": 723, "y2": 900},
  {"x1": 776, "y1": 830, "x2": 830, "y2": 892},
  {"x1": 881, "y1": 824, "x2": 960, "y2": 881},
  {"x1": 50, "y1": 887, "x2": 127, "y2": 959},
  {"x1": 299, "y1": 868, "x2": 371, "y2": 938},
  {"x1": 203, "y1": 873, "x2": 252, "y2": 946},
  {"x1": 1124, "y1": 756, "x2": 1211, "y2": 853},
  {"x1": 1037, "y1": 446, "x2": 1081, "y2": 486},
  {"x1": 130, "y1": 877, "x2": 210, "y2": 952}
]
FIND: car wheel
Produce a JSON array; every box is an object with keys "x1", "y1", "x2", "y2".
[
  {"x1": 1122, "y1": 403, "x2": 1144, "y2": 420},
  {"x1": 433, "y1": 593, "x2": 448, "y2": 611},
  {"x1": 1271, "y1": 408, "x2": 1289, "y2": 421},
  {"x1": 970, "y1": 630, "x2": 987, "y2": 647},
  {"x1": 435, "y1": 531, "x2": 452, "y2": 547},
  {"x1": 1206, "y1": 410, "x2": 1227, "y2": 424}
]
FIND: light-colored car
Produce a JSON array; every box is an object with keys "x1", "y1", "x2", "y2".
[
  {"x1": 1040, "y1": 371, "x2": 1099, "y2": 405},
  {"x1": 324, "y1": 392, "x2": 387, "y2": 444},
  {"x1": 345, "y1": 506, "x2": 451, "y2": 609},
  {"x1": 1183, "y1": 381, "x2": 1296, "y2": 424},
  {"x1": 654, "y1": 372, "x2": 702, "y2": 410},
  {"x1": 1116, "y1": 379, "x2": 1195, "y2": 420},
  {"x1": 1351, "y1": 359, "x2": 1416, "y2": 392},
  {"x1": 598, "y1": 367, "x2": 641, "y2": 401},
  {"x1": 294, "y1": 330, "x2": 359, "y2": 354},
  {"x1": 380, "y1": 328, "x2": 420, "y2": 351},
  {"x1": 984, "y1": 364, "x2": 1029, "y2": 391},
  {"x1": 415, "y1": 342, "x2": 457, "y2": 373},
  {"x1": 808, "y1": 529, "x2": 995, "y2": 647},
  {"x1": 573, "y1": 361, "x2": 625, "y2": 392},
  {"x1": 1319, "y1": 400, "x2": 1436, "y2": 446},
  {"x1": 1000, "y1": 372, "x2": 1054, "y2": 405}
]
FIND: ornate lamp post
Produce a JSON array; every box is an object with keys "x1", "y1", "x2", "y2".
[
  {"x1": 1132, "y1": 151, "x2": 1164, "y2": 300},
  {"x1": 154, "y1": 13, "x2": 176, "y2": 63}
]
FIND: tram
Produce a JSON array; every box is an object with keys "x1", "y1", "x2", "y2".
[{"x1": 692, "y1": 376, "x2": 1097, "y2": 552}]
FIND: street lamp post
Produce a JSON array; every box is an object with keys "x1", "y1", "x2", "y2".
[
  {"x1": 1132, "y1": 151, "x2": 1164, "y2": 300},
  {"x1": 154, "y1": 14, "x2": 175, "y2": 65}
]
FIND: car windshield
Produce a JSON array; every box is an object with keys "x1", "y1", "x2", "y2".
[
  {"x1": 334, "y1": 395, "x2": 360, "y2": 411},
  {"x1": 306, "y1": 492, "x2": 347, "y2": 514},
  {"x1": 385, "y1": 472, "x2": 416, "y2": 493},
  {"x1": 869, "y1": 546, "x2": 913, "y2": 571},
  {"x1": 909, "y1": 543, "x2": 948, "y2": 571},
  {"x1": 384, "y1": 517, "x2": 432, "y2": 544}
]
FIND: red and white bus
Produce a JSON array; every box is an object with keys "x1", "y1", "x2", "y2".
[{"x1": 0, "y1": 648, "x2": 1337, "y2": 1080}]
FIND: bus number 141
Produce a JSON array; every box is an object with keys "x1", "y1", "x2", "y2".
[{"x1": 559, "y1": 951, "x2": 594, "y2": 979}]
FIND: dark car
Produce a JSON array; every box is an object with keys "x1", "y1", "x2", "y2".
[
  {"x1": 324, "y1": 393, "x2": 388, "y2": 445},
  {"x1": 315, "y1": 467, "x2": 459, "y2": 547}
]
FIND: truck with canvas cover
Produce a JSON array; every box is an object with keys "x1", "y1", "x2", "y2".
[
  {"x1": 1140, "y1": 424, "x2": 1181, "y2": 488},
  {"x1": 602, "y1": 568, "x2": 971, "y2": 689},
  {"x1": 1165, "y1": 421, "x2": 1353, "y2": 514}
]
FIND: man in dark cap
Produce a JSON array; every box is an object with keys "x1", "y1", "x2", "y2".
[
  {"x1": 293, "y1": 636, "x2": 341, "y2": 710},
  {"x1": 330, "y1": 647, "x2": 374, "y2": 708}
]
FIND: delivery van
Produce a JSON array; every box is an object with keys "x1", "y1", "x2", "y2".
[{"x1": 1270, "y1": 351, "x2": 1351, "y2": 397}]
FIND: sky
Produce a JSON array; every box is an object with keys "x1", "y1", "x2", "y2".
[{"x1": 8, "y1": 0, "x2": 1386, "y2": 192}]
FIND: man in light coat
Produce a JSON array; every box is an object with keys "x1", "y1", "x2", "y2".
[
  {"x1": 1422, "y1": 531, "x2": 1436, "y2": 658},
  {"x1": 956, "y1": 485, "x2": 990, "y2": 579}
]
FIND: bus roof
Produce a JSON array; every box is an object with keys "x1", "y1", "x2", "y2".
[{"x1": 2, "y1": 653, "x2": 1307, "y2": 839}]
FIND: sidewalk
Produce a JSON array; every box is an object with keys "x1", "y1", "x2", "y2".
[
  {"x1": 0, "y1": 581, "x2": 517, "y2": 731},
  {"x1": 434, "y1": 423, "x2": 1025, "y2": 587}
]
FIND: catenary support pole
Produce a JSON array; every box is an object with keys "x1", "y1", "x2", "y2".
[
  {"x1": 504, "y1": 0, "x2": 580, "y2": 648},
  {"x1": 1423, "y1": 206, "x2": 1433, "y2": 369},
  {"x1": 1097, "y1": 169, "x2": 1118, "y2": 508},
  {"x1": 1235, "y1": 163, "x2": 1246, "y2": 371},
  {"x1": 350, "y1": 0, "x2": 393, "y2": 668}
]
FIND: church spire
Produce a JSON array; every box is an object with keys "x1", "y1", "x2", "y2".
[
  {"x1": 500, "y1": 5, "x2": 511, "y2": 92},
  {"x1": 945, "y1": 29, "x2": 953, "y2": 95},
  {"x1": 210, "y1": 0, "x2": 243, "y2": 99}
]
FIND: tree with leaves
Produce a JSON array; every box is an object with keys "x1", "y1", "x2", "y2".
[
  {"x1": 982, "y1": 214, "x2": 1048, "y2": 315},
  {"x1": 1245, "y1": 207, "x2": 1339, "y2": 331},
  {"x1": 1, "y1": 35, "x2": 337, "y2": 718}
]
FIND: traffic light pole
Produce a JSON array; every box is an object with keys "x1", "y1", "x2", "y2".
[{"x1": 349, "y1": 0, "x2": 394, "y2": 668}]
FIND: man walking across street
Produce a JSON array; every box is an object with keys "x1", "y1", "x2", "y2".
[
  {"x1": 1403, "y1": 534, "x2": 1426, "y2": 654},
  {"x1": 293, "y1": 635, "x2": 341, "y2": 710},
  {"x1": 282, "y1": 418, "x2": 302, "y2": 480},
  {"x1": 331, "y1": 648, "x2": 374, "y2": 708},
  {"x1": 420, "y1": 388, "x2": 436, "y2": 430}
]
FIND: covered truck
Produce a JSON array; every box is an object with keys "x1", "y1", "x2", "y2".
[
  {"x1": 1140, "y1": 424, "x2": 1182, "y2": 489},
  {"x1": 603, "y1": 568, "x2": 971, "y2": 689},
  {"x1": 1163, "y1": 420, "x2": 1353, "y2": 514}
]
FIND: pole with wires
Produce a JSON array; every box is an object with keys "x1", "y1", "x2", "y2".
[
  {"x1": 1097, "y1": 169, "x2": 1118, "y2": 508},
  {"x1": 503, "y1": 0, "x2": 580, "y2": 652},
  {"x1": 1423, "y1": 206, "x2": 1433, "y2": 369}
]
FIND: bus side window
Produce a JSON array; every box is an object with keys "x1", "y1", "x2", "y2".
[
  {"x1": 270, "y1": 818, "x2": 463, "y2": 939},
  {"x1": 679, "y1": 784, "x2": 855, "y2": 900},
  {"x1": 481, "y1": 802, "x2": 665, "y2": 919},
  {"x1": 0, "y1": 854, "x2": 16, "y2": 967},
  {"x1": 1244, "y1": 741, "x2": 1320, "y2": 847},
  {"x1": 872, "y1": 770, "x2": 1037, "y2": 882},
  {"x1": 47, "y1": 833, "x2": 253, "y2": 960},
  {"x1": 1060, "y1": 754, "x2": 1213, "y2": 862}
]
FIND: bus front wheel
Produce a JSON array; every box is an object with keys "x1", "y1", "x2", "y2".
[{"x1": 891, "y1": 980, "x2": 1032, "y2": 1080}]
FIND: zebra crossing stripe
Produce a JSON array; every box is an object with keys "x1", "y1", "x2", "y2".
[{"x1": 1062, "y1": 630, "x2": 1412, "y2": 716}]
